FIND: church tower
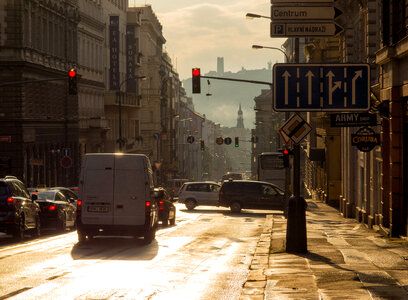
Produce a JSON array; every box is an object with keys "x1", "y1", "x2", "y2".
[{"x1": 236, "y1": 104, "x2": 244, "y2": 128}]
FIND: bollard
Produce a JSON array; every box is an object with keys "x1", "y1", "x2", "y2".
[{"x1": 286, "y1": 195, "x2": 307, "y2": 253}]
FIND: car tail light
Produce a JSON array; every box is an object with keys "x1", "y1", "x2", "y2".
[
  {"x1": 49, "y1": 205, "x2": 56, "y2": 211},
  {"x1": 77, "y1": 200, "x2": 82, "y2": 216},
  {"x1": 159, "y1": 201, "x2": 164, "y2": 205},
  {"x1": 7, "y1": 197, "x2": 14, "y2": 206}
]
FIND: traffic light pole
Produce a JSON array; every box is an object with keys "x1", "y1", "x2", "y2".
[{"x1": 200, "y1": 75, "x2": 272, "y2": 88}]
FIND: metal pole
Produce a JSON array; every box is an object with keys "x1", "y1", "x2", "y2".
[{"x1": 118, "y1": 91, "x2": 122, "y2": 151}]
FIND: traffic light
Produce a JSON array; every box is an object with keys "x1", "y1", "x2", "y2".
[
  {"x1": 192, "y1": 68, "x2": 201, "y2": 94},
  {"x1": 235, "y1": 137, "x2": 239, "y2": 147},
  {"x1": 200, "y1": 140, "x2": 205, "y2": 151},
  {"x1": 68, "y1": 68, "x2": 77, "y2": 95},
  {"x1": 280, "y1": 148, "x2": 291, "y2": 168}
]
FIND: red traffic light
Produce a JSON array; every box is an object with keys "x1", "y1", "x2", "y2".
[
  {"x1": 283, "y1": 149, "x2": 289, "y2": 155},
  {"x1": 68, "y1": 69, "x2": 76, "y2": 78},
  {"x1": 192, "y1": 68, "x2": 200, "y2": 77}
]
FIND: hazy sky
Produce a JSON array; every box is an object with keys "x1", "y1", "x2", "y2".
[{"x1": 129, "y1": 0, "x2": 287, "y2": 80}]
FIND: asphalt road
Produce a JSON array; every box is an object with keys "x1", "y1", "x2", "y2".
[{"x1": 0, "y1": 204, "x2": 277, "y2": 299}]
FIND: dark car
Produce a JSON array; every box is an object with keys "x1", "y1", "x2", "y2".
[
  {"x1": 153, "y1": 187, "x2": 176, "y2": 226},
  {"x1": 36, "y1": 190, "x2": 76, "y2": 231},
  {"x1": 218, "y1": 180, "x2": 285, "y2": 213},
  {"x1": 0, "y1": 176, "x2": 41, "y2": 240}
]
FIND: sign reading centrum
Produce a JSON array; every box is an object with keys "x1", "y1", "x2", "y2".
[{"x1": 271, "y1": 6, "x2": 342, "y2": 21}]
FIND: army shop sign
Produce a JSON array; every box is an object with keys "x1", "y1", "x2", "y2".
[{"x1": 351, "y1": 127, "x2": 380, "y2": 152}]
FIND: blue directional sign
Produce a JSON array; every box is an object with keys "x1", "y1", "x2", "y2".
[{"x1": 273, "y1": 63, "x2": 370, "y2": 112}]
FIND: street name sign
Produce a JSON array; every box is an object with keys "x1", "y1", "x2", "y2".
[
  {"x1": 271, "y1": 22, "x2": 343, "y2": 37},
  {"x1": 273, "y1": 63, "x2": 370, "y2": 112},
  {"x1": 271, "y1": 6, "x2": 342, "y2": 21},
  {"x1": 330, "y1": 113, "x2": 377, "y2": 127}
]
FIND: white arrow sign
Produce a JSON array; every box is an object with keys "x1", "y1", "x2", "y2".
[{"x1": 271, "y1": 6, "x2": 342, "y2": 21}]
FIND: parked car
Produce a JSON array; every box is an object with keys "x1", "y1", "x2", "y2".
[
  {"x1": 35, "y1": 190, "x2": 76, "y2": 231},
  {"x1": 0, "y1": 176, "x2": 41, "y2": 240},
  {"x1": 178, "y1": 181, "x2": 220, "y2": 210},
  {"x1": 218, "y1": 180, "x2": 285, "y2": 213},
  {"x1": 77, "y1": 154, "x2": 158, "y2": 244},
  {"x1": 154, "y1": 187, "x2": 176, "y2": 226}
]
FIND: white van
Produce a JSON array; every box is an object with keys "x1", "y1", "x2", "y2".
[{"x1": 77, "y1": 153, "x2": 158, "y2": 244}]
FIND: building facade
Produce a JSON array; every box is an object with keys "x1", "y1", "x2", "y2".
[{"x1": 0, "y1": 0, "x2": 80, "y2": 187}]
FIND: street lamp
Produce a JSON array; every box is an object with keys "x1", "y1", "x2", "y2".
[
  {"x1": 245, "y1": 13, "x2": 270, "y2": 20},
  {"x1": 117, "y1": 75, "x2": 146, "y2": 151},
  {"x1": 252, "y1": 45, "x2": 290, "y2": 62}
]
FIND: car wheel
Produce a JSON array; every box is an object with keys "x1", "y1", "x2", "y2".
[
  {"x1": 78, "y1": 231, "x2": 86, "y2": 243},
  {"x1": 143, "y1": 225, "x2": 156, "y2": 245},
  {"x1": 12, "y1": 215, "x2": 25, "y2": 241},
  {"x1": 185, "y1": 199, "x2": 196, "y2": 210},
  {"x1": 170, "y1": 210, "x2": 176, "y2": 226},
  {"x1": 57, "y1": 214, "x2": 67, "y2": 232},
  {"x1": 32, "y1": 215, "x2": 41, "y2": 238},
  {"x1": 230, "y1": 202, "x2": 242, "y2": 213}
]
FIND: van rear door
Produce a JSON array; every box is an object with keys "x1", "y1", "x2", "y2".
[
  {"x1": 113, "y1": 155, "x2": 146, "y2": 226},
  {"x1": 81, "y1": 154, "x2": 114, "y2": 225}
]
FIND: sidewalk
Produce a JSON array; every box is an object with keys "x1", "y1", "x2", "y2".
[{"x1": 240, "y1": 200, "x2": 408, "y2": 300}]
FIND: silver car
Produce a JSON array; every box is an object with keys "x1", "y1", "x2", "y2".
[{"x1": 178, "y1": 181, "x2": 220, "y2": 210}]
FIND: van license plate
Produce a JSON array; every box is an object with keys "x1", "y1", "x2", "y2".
[{"x1": 87, "y1": 206, "x2": 109, "y2": 213}]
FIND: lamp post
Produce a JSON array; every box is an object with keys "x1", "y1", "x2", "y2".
[
  {"x1": 252, "y1": 45, "x2": 290, "y2": 62},
  {"x1": 117, "y1": 75, "x2": 146, "y2": 151}
]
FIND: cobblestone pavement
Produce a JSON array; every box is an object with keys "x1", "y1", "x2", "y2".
[{"x1": 240, "y1": 200, "x2": 408, "y2": 300}]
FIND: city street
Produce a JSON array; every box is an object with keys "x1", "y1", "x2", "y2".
[{"x1": 0, "y1": 204, "x2": 277, "y2": 300}]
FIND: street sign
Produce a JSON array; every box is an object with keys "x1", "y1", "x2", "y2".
[
  {"x1": 280, "y1": 113, "x2": 312, "y2": 144},
  {"x1": 278, "y1": 129, "x2": 291, "y2": 145},
  {"x1": 330, "y1": 113, "x2": 377, "y2": 127},
  {"x1": 187, "y1": 135, "x2": 195, "y2": 144},
  {"x1": 271, "y1": 6, "x2": 342, "y2": 21},
  {"x1": 224, "y1": 137, "x2": 232, "y2": 145},
  {"x1": 60, "y1": 156, "x2": 73, "y2": 168},
  {"x1": 351, "y1": 127, "x2": 380, "y2": 152},
  {"x1": 270, "y1": 22, "x2": 343, "y2": 37},
  {"x1": 216, "y1": 137, "x2": 224, "y2": 145},
  {"x1": 273, "y1": 63, "x2": 370, "y2": 112},
  {"x1": 62, "y1": 148, "x2": 71, "y2": 157},
  {"x1": 0, "y1": 136, "x2": 11, "y2": 143}
]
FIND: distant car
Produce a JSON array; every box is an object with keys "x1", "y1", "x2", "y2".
[
  {"x1": 218, "y1": 180, "x2": 285, "y2": 213},
  {"x1": 0, "y1": 176, "x2": 41, "y2": 240},
  {"x1": 153, "y1": 187, "x2": 176, "y2": 226},
  {"x1": 47, "y1": 187, "x2": 78, "y2": 204},
  {"x1": 36, "y1": 190, "x2": 76, "y2": 231},
  {"x1": 178, "y1": 181, "x2": 220, "y2": 210},
  {"x1": 221, "y1": 172, "x2": 242, "y2": 182}
]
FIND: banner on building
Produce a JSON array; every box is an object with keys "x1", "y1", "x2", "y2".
[
  {"x1": 126, "y1": 25, "x2": 136, "y2": 93},
  {"x1": 109, "y1": 15, "x2": 120, "y2": 91}
]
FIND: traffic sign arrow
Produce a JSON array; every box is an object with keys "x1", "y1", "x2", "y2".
[
  {"x1": 271, "y1": 6, "x2": 342, "y2": 21},
  {"x1": 270, "y1": 22, "x2": 344, "y2": 37}
]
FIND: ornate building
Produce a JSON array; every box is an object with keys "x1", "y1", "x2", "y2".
[{"x1": 0, "y1": 0, "x2": 80, "y2": 187}]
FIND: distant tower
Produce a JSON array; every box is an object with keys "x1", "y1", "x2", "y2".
[
  {"x1": 217, "y1": 57, "x2": 224, "y2": 75},
  {"x1": 236, "y1": 104, "x2": 244, "y2": 128}
]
